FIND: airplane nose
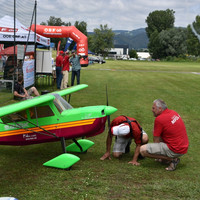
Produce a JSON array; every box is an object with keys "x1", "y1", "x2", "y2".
[{"x1": 104, "y1": 106, "x2": 117, "y2": 116}]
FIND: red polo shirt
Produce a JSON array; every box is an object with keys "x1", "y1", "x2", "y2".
[
  {"x1": 110, "y1": 116, "x2": 142, "y2": 144},
  {"x1": 56, "y1": 55, "x2": 63, "y2": 67},
  {"x1": 154, "y1": 109, "x2": 189, "y2": 154},
  {"x1": 62, "y1": 55, "x2": 70, "y2": 71}
]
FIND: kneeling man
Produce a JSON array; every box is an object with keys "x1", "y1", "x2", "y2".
[
  {"x1": 140, "y1": 99, "x2": 189, "y2": 171},
  {"x1": 101, "y1": 115, "x2": 148, "y2": 166}
]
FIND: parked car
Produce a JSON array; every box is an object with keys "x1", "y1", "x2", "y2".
[
  {"x1": 88, "y1": 56, "x2": 106, "y2": 64},
  {"x1": 129, "y1": 58, "x2": 137, "y2": 61}
]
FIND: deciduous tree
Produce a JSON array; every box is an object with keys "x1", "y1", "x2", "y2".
[
  {"x1": 146, "y1": 9, "x2": 175, "y2": 38},
  {"x1": 89, "y1": 24, "x2": 114, "y2": 56},
  {"x1": 146, "y1": 9, "x2": 176, "y2": 59},
  {"x1": 159, "y1": 27, "x2": 187, "y2": 58},
  {"x1": 129, "y1": 49, "x2": 138, "y2": 59}
]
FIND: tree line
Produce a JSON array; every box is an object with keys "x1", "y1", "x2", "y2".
[
  {"x1": 146, "y1": 9, "x2": 200, "y2": 59},
  {"x1": 41, "y1": 11, "x2": 200, "y2": 59}
]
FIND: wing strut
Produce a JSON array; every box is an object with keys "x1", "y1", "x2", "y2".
[
  {"x1": 14, "y1": 113, "x2": 58, "y2": 137},
  {"x1": 0, "y1": 114, "x2": 58, "y2": 138}
]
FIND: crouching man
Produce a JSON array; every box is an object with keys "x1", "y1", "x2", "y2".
[
  {"x1": 140, "y1": 99, "x2": 189, "y2": 171},
  {"x1": 100, "y1": 115, "x2": 148, "y2": 166}
]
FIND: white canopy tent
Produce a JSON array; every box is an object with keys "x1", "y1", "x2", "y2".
[
  {"x1": 0, "y1": 15, "x2": 50, "y2": 91},
  {"x1": 0, "y1": 15, "x2": 50, "y2": 46}
]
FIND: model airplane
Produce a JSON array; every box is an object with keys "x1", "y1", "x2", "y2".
[{"x1": 0, "y1": 84, "x2": 117, "y2": 169}]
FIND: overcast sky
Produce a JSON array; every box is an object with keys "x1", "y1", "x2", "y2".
[
  {"x1": 35, "y1": 0, "x2": 200, "y2": 31},
  {"x1": 0, "y1": 0, "x2": 199, "y2": 31}
]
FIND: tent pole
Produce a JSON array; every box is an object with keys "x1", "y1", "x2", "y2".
[
  {"x1": 14, "y1": 0, "x2": 16, "y2": 57},
  {"x1": 34, "y1": 0, "x2": 37, "y2": 86},
  {"x1": 14, "y1": 0, "x2": 16, "y2": 83}
]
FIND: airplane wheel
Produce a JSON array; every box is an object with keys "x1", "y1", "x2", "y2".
[
  {"x1": 65, "y1": 166, "x2": 72, "y2": 171},
  {"x1": 80, "y1": 150, "x2": 88, "y2": 154}
]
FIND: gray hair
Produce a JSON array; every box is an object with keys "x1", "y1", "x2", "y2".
[{"x1": 153, "y1": 99, "x2": 167, "y2": 110}]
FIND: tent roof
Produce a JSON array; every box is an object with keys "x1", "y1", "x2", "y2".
[
  {"x1": 0, "y1": 45, "x2": 34, "y2": 56},
  {"x1": 0, "y1": 15, "x2": 50, "y2": 46},
  {"x1": 88, "y1": 50, "x2": 95, "y2": 55}
]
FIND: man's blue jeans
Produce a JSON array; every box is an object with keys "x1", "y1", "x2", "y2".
[
  {"x1": 56, "y1": 66, "x2": 62, "y2": 89},
  {"x1": 71, "y1": 70, "x2": 80, "y2": 86}
]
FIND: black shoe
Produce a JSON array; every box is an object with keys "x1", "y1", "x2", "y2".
[
  {"x1": 125, "y1": 141, "x2": 131, "y2": 153},
  {"x1": 138, "y1": 153, "x2": 145, "y2": 159}
]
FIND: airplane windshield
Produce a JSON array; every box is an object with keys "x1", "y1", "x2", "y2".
[{"x1": 52, "y1": 94, "x2": 73, "y2": 113}]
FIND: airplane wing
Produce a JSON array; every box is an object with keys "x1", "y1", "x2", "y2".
[
  {"x1": 0, "y1": 84, "x2": 88, "y2": 118},
  {"x1": 0, "y1": 95, "x2": 55, "y2": 118},
  {"x1": 52, "y1": 84, "x2": 88, "y2": 97}
]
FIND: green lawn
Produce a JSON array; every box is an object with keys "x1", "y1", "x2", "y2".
[{"x1": 0, "y1": 60, "x2": 200, "y2": 200}]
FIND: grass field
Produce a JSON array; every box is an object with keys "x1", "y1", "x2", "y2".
[{"x1": 0, "y1": 60, "x2": 200, "y2": 200}]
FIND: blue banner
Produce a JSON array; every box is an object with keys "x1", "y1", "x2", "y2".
[
  {"x1": 73, "y1": 43, "x2": 77, "y2": 50},
  {"x1": 64, "y1": 37, "x2": 73, "y2": 51}
]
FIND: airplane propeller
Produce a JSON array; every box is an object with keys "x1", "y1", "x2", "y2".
[{"x1": 106, "y1": 84, "x2": 111, "y2": 129}]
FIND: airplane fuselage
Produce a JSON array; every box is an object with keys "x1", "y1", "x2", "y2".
[{"x1": 0, "y1": 93, "x2": 117, "y2": 146}]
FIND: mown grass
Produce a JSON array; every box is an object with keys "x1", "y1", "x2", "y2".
[{"x1": 0, "y1": 60, "x2": 200, "y2": 200}]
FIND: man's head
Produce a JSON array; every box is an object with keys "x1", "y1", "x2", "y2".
[
  {"x1": 142, "y1": 132, "x2": 149, "y2": 144},
  {"x1": 71, "y1": 50, "x2": 76, "y2": 57},
  {"x1": 152, "y1": 99, "x2": 167, "y2": 117},
  {"x1": 111, "y1": 124, "x2": 130, "y2": 136},
  {"x1": 60, "y1": 51, "x2": 64, "y2": 55},
  {"x1": 18, "y1": 75, "x2": 24, "y2": 83}
]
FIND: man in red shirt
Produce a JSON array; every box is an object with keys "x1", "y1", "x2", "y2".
[
  {"x1": 100, "y1": 115, "x2": 149, "y2": 166},
  {"x1": 61, "y1": 51, "x2": 72, "y2": 89},
  {"x1": 55, "y1": 51, "x2": 64, "y2": 89},
  {"x1": 140, "y1": 99, "x2": 189, "y2": 171}
]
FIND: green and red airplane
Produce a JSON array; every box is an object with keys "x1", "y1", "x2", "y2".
[{"x1": 0, "y1": 84, "x2": 117, "y2": 169}]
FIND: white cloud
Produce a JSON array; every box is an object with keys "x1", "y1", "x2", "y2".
[{"x1": 2, "y1": 0, "x2": 198, "y2": 31}]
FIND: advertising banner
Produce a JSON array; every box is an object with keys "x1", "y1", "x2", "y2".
[{"x1": 23, "y1": 60, "x2": 34, "y2": 88}]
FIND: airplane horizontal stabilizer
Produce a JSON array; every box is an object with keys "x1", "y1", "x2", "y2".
[
  {"x1": 66, "y1": 139, "x2": 94, "y2": 152},
  {"x1": 43, "y1": 153, "x2": 80, "y2": 169}
]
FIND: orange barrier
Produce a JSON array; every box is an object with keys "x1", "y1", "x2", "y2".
[{"x1": 31, "y1": 25, "x2": 88, "y2": 66}]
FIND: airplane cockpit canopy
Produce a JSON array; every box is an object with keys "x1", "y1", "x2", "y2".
[{"x1": 52, "y1": 93, "x2": 73, "y2": 113}]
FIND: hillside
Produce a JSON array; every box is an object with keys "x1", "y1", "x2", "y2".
[
  {"x1": 113, "y1": 28, "x2": 149, "y2": 50},
  {"x1": 88, "y1": 28, "x2": 149, "y2": 50}
]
